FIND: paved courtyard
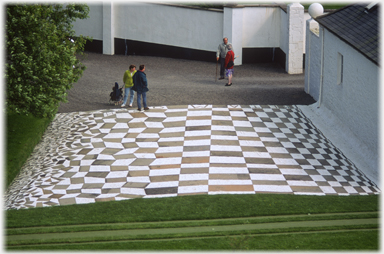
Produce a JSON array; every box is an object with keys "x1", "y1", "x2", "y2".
[{"x1": 5, "y1": 104, "x2": 380, "y2": 210}]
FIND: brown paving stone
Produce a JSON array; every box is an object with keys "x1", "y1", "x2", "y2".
[
  {"x1": 156, "y1": 152, "x2": 183, "y2": 158},
  {"x1": 96, "y1": 197, "x2": 116, "y2": 202},
  {"x1": 159, "y1": 131, "x2": 185, "y2": 137},
  {"x1": 71, "y1": 178, "x2": 85, "y2": 184},
  {"x1": 284, "y1": 175, "x2": 312, "y2": 181},
  {"x1": 248, "y1": 168, "x2": 281, "y2": 174},
  {"x1": 187, "y1": 116, "x2": 211, "y2": 120},
  {"x1": 136, "y1": 138, "x2": 159, "y2": 142},
  {"x1": 106, "y1": 177, "x2": 127, "y2": 183},
  {"x1": 212, "y1": 120, "x2": 233, "y2": 126},
  {"x1": 128, "y1": 122, "x2": 147, "y2": 128},
  {"x1": 145, "y1": 187, "x2": 178, "y2": 195},
  {"x1": 241, "y1": 146, "x2": 267, "y2": 152},
  {"x1": 67, "y1": 189, "x2": 82, "y2": 194},
  {"x1": 211, "y1": 139, "x2": 240, "y2": 146},
  {"x1": 135, "y1": 148, "x2": 158, "y2": 153},
  {"x1": 101, "y1": 148, "x2": 122, "y2": 155},
  {"x1": 159, "y1": 141, "x2": 184, "y2": 147},
  {"x1": 83, "y1": 154, "x2": 98, "y2": 160},
  {"x1": 123, "y1": 142, "x2": 139, "y2": 148},
  {"x1": 150, "y1": 175, "x2": 179, "y2": 182},
  {"x1": 210, "y1": 151, "x2": 243, "y2": 157},
  {"x1": 77, "y1": 193, "x2": 99, "y2": 198},
  {"x1": 252, "y1": 180, "x2": 288, "y2": 185},
  {"x1": 101, "y1": 123, "x2": 116, "y2": 129},
  {"x1": 78, "y1": 148, "x2": 93, "y2": 155},
  {"x1": 165, "y1": 111, "x2": 188, "y2": 117},
  {"x1": 290, "y1": 186, "x2": 323, "y2": 193},
  {"x1": 143, "y1": 128, "x2": 164, "y2": 133},
  {"x1": 316, "y1": 181, "x2": 330, "y2": 186},
  {"x1": 146, "y1": 117, "x2": 166, "y2": 122},
  {"x1": 180, "y1": 168, "x2": 209, "y2": 174},
  {"x1": 184, "y1": 136, "x2": 211, "y2": 140},
  {"x1": 59, "y1": 198, "x2": 77, "y2": 205},
  {"x1": 116, "y1": 193, "x2": 144, "y2": 198},
  {"x1": 162, "y1": 121, "x2": 187, "y2": 128},
  {"x1": 183, "y1": 145, "x2": 210, "y2": 151},
  {"x1": 104, "y1": 138, "x2": 123, "y2": 143},
  {"x1": 110, "y1": 129, "x2": 129, "y2": 133},
  {"x1": 114, "y1": 154, "x2": 136, "y2": 160},
  {"x1": 182, "y1": 157, "x2": 210, "y2": 164},
  {"x1": 83, "y1": 183, "x2": 104, "y2": 189},
  {"x1": 124, "y1": 133, "x2": 139, "y2": 138},
  {"x1": 212, "y1": 110, "x2": 230, "y2": 116},
  {"x1": 128, "y1": 170, "x2": 149, "y2": 177},
  {"x1": 210, "y1": 163, "x2": 247, "y2": 168},
  {"x1": 211, "y1": 130, "x2": 237, "y2": 136},
  {"x1": 186, "y1": 126, "x2": 211, "y2": 131},
  {"x1": 149, "y1": 164, "x2": 181, "y2": 170},
  {"x1": 69, "y1": 160, "x2": 80, "y2": 166},
  {"x1": 130, "y1": 158, "x2": 155, "y2": 166},
  {"x1": 209, "y1": 185, "x2": 254, "y2": 192},
  {"x1": 179, "y1": 180, "x2": 209, "y2": 186},
  {"x1": 111, "y1": 166, "x2": 129, "y2": 171},
  {"x1": 210, "y1": 174, "x2": 250, "y2": 180},
  {"x1": 235, "y1": 127, "x2": 255, "y2": 132},
  {"x1": 232, "y1": 117, "x2": 249, "y2": 121},
  {"x1": 62, "y1": 172, "x2": 77, "y2": 178},
  {"x1": 49, "y1": 194, "x2": 65, "y2": 199},
  {"x1": 93, "y1": 142, "x2": 106, "y2": 148},
  {"x1": 92, "y1": 160, "x2": 114, "y2": 165},
  {"x1": 245, "y1": 158, "x2": 275, "y2": 164},
  {"x1": 102, "y1": 188, "x2": 121, "y2": 194},
  {"x1": 130, "y1": 112, "x2": 147, "y2": 118},
  {"x1": 53, "y1": 185, "x2": 70, "y2": 189}
]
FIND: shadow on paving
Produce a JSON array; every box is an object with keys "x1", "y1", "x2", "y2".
[{"x1": 58, "y1": 53, "x2": 315, "y2": 113}]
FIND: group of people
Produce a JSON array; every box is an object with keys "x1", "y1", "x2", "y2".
[
  {"x1": 119, "y1": 37, "x2": 232, "y2": 111},
  {"x1": 121, "y1": 64, "x2": 149, "y2": 111},
  {"x1": 216, "y1": 37, "x2": 235, "y2": 86}
]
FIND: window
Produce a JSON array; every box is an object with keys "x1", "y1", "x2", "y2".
[{"x1": 337, "y1": 53, "x2": 343, "y2": 85}]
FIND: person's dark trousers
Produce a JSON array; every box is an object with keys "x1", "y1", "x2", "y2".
[{"x1": 219, "y1": 56, "x2": 225, "y2": 78}]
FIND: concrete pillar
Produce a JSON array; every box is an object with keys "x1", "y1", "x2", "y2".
[
  {"x1": 223, "y1": 6, "x2": 243, "y2": 65},
  {"x1": 286, "y1": 3, "x2": 304, "y2": 74},
  {"x1": 103, "y1": 2, "x2": 114, "y2": 55}
]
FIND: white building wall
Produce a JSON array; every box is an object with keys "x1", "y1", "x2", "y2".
[
  {"x1": 73, "y1": 3, "x2": 103, "y2": 40},
  {"x1": 72, "y1": 2, "x2": 310, "y2": 72},
  {"x1": 321, "y1": 29, "x2": 379, "y2": 157},
  {"x1": 304, "y1": 19, "x2": 322, "y2": 100},
  {"x1": 242, "y1": 7, "x2": 281, "y2": 48},
  {"x1": 114, "y1": 3, "x2": 222, "y2": 52}
]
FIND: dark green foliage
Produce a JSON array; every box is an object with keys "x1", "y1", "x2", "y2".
[{"x1": 5, "y1": 4, "x2": 91, "y2": 118}]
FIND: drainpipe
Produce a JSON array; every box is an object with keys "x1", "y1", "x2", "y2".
[
  {"x1": 317, "y1": 27, "x2": 325, "y2": 108},
  {"x1": 306, "y1": 23, "x2": 311, "y2": 95}
]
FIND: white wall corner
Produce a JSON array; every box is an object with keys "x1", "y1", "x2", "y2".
[
  {"x1": 223, "y1": 7, "x2": 243, "y2": 66},
  {"x1": 286, "y1": 2, "x2": 304, "y2": 74},
  {"x1": 103, "y1": 2, "x2": 114, "y2": 55}
]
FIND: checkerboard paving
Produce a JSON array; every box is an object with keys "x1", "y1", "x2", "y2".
[{"x1": 4, "y1": 105, "x2": 380, "y2": 209}]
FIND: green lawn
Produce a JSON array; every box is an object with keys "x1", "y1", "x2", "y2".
[
  {"x1": 6, "y1": 194, "x2": 379, "y2": 250},
  {"x1": 5, "y1": 113, "x2": 52, "y2": 189}
]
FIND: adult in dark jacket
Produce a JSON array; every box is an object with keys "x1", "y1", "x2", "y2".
[{"x1": 132, "y1": 64, "x2": 149, "y2": 111}]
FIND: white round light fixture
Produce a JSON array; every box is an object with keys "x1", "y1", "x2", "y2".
[{"x1": 308, "y1": 3, "x2": 324, "y2": 18}]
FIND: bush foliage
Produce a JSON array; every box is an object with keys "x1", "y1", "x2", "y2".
[{"x1": 6, "y1": 4, "x2": 91, "y2": 118}]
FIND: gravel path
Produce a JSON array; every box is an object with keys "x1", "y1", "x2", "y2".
[{"x1": 58, "y1": 53, "x2": 315, "y2": 113}]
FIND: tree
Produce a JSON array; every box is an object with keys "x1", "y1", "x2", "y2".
[{"x1": 6, "y1": 4, "x2": 91, "y2": 118}]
